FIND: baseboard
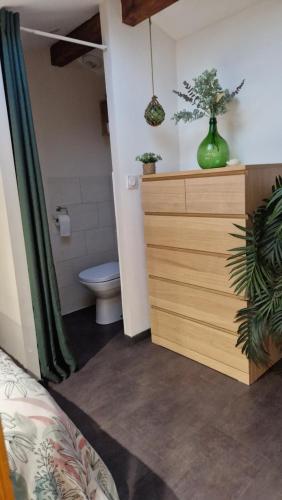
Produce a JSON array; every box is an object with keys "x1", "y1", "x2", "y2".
[{"x1": 129, "y1": 329, "x2": 151, "y2": 343}]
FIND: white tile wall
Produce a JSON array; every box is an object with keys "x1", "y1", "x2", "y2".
[
  {"x1": 59, "y1": 283, "x2": 94, "y2": 316},
  {"x1": 86, "y1": 227, "x2": 117, "y2": 255},
  {"x1": 51, "y1": 231, "x2": 87, "y2": 262},
  {"x1": 80, "y1": 176, "x2": 113, "y2": 203},
  {"x1": 47, "y1": 177, "x2": 81, "y2": 210},
  {"x1": 46, "y1": 174, "x2": 118, "y2": 315},
  {"x1": 68, "y1": 203, "x2": 99, "y2": 231},
  {"x1": 55, "y1": 260, "x2": 75, "y2": 288},
  {"x1": 97, "y1": 200, "x2": 116, "y2": 227}
]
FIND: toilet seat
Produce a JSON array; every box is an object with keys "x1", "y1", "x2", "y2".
[{"x1": 79, "y1": 261, "x2": 119, "y2": 284}]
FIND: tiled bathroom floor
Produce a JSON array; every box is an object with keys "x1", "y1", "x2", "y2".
[{"x1": 63, "y1": 305, "x2": 123, "y2": 369}]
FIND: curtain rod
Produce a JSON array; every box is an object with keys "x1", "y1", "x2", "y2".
[{"x1": 20, "y1": 27, "x2": 107, "y2": 51}]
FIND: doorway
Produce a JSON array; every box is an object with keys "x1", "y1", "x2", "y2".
[{"x1": 22, "y1": 31, "x2": 123, "y2": 370}]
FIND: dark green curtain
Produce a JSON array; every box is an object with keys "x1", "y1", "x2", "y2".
[{"x1": 0, "y1": 9, "x2": 76, "y2": 382}]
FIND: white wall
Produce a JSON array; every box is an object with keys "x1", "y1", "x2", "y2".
[
  {"x1": 100, "y1": 0, "x2": 179, "y2": 336},
  {"x1": 24, "y1": 48, "x2": 118, "y2": 315},
  {"x1": 176, "y1": 0, "x2": 282, "y2": 169},
  {"x1": 0, "y1": 63, "x2": 40, "y2": 377}
]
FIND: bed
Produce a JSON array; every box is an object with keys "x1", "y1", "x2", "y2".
[{"x1": 0, "y1": 349, "x2": 119, "y2": 500}]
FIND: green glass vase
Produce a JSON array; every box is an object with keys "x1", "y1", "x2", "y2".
[{"x1": 197, "y1": 117, "x2": 229, "y2": 169}]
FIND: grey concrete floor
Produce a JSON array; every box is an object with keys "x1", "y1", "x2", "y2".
[{"x1": 49, "y1": 306, "x2": 282, "y2": 500}]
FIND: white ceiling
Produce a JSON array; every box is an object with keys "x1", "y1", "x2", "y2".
[
  {"x1": 0, "y1": 0, "x2": 264, "y2": 49},
  {"x1": 0, "y1": 0, "x2": 100, "y2": 48},
  {"x1": 153, "y1": 0, "x2": 263, "y2": 40}
]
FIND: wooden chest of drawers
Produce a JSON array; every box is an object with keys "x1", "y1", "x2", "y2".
[{"x1": 141, "y1": 164, "x2": 282, "y2": 384}]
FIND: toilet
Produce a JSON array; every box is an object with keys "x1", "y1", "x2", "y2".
[{"x1": 78, "y1": 261, "x2": 122, "y2": 325}]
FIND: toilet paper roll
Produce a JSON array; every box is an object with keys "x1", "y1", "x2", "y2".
[{"x1": 58, "y1": 214, "x2": 71, "y2": 237}]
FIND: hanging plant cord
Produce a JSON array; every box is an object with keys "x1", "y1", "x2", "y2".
[
  {"x1": 149, "y1": 18, "x2": 155, "y2": 96},
  {"x1": 144, "y1": 18, "x2": 165, "y2": 127}
]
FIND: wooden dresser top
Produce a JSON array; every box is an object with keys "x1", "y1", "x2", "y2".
[{"x1": 142, "y1": 163, "x2": 282, "y2": 181}]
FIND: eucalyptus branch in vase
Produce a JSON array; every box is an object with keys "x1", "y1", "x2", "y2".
[{"x1": 173, "y1": 69, "x2": 245, "y2": 169}]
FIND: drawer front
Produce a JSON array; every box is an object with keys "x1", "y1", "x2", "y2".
[
  {"x1": 151, "y1": 308, "x2": 248, "y2": 373},
  {"x1": 185, "y1": 174, "x2": 246, "y2": 215},
  {"x1": 149, "y1": 277, "x2": 245, "y2": 332},
  {"x1": 144, "y1": 215, "x2": 245, "y2": 254},
  {"x1": 146, "y1": 247, "x2": 235, "y2": 295},
  {"x1": 142, "y1": 179, "x2": 186, "y2": 213}
]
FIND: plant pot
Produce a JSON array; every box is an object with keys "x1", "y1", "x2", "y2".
[
  {"x1": 143, "y1": 162, "x2": 156, "y2": 175},
  {"x1": 197, "y1": 117, "x2": 230, "y2": 169}
]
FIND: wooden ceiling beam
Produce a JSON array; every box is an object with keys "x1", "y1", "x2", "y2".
[
  {"x1": 50, "y1": 13, "x2": 102, "y2": 67},
  {"x1": 121, "y1": 0, "x2": 178, "y2": 26}
]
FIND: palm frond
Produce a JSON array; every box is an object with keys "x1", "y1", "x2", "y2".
[
  {"x1": 235, "y1": 306, "x2": 269, "y2": 365},
  {"x1": 227, "y1": 224, "x2": 268, "y2": 298},
  {"x1": 229, "y1": 177, "x2": 282, "y2": 365},
  {"x1": 261, "y1": 225, "x2": 282, "y2": 268},
  {"x1": 255, "y1": 290, "x2": 280, "y2": 320},
  {"x1": 270, "y1": 309, "x2": 282, "y2": 346}
]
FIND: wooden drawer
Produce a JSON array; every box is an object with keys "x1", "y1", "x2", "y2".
[
  {"x1": 144, "y1": 215, "x2": 245, "y2": 254},
  {"x1": 146, "y1": 247, "x2": 236, "y2": 295},
  {"x1": 142, "y1": 179, "x2": 185, "y2": 213},
  {"x1": 185, "y1": 174, "x2": 246, "y2": 215},
  {"x1": 149, "y1": 277, "x2": 245, "y2": 333},
  {"x1": 151, "y1": 308, "x2": 248, "y2": 373},
  {"x1": 151, "y1": 308, "x2": 249, "y2": 381}
]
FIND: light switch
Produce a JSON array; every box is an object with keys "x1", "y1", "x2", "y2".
[{"x1": 126, "y1": 175, "x2": 139, "y2": 190}]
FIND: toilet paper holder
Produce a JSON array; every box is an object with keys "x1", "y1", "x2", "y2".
[{"x1": 54, "y1": 206, "x2": 68, "y2": 225}]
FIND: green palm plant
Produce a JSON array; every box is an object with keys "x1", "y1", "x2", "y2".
[{"x1": 228, "y1": 176, "x2": 282, "y2": 365}]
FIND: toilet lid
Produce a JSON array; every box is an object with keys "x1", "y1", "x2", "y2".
[{"x1": 79, "y1": 261, "x2": 120, "y2": 283}]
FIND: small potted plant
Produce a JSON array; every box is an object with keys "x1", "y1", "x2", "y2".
[
  {"x1": 173, "y1": 69, "x2": 245, "y2": 169},
  {"x1": 136, "y1": 152, "x2": 162, "y2": 175}
]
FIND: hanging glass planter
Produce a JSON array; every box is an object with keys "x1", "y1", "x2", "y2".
[
  {"x1": 145, "y1": 95, "x2": 165, "y2": 127},
  {"x1": 144, "y1": 19, "x2": 165, "y2": 127}
]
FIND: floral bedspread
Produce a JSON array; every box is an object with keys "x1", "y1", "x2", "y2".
[{"x1": 0, "y1": 349, "x2": 119, "y2": 500}]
